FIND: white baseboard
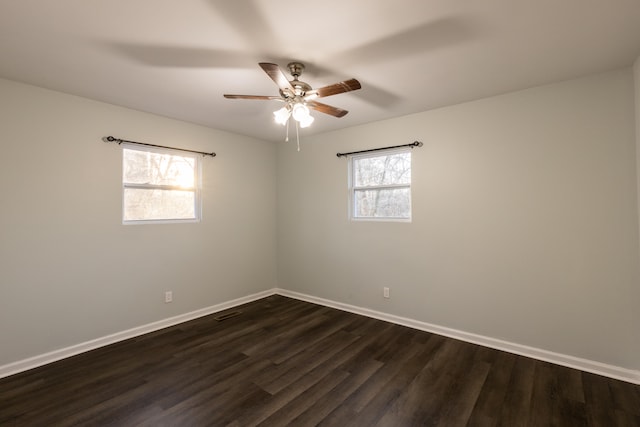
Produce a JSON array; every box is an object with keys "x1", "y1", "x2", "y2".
[
  {"x1": 2, "y1": 287, "x2": 639, "y2": 385},
  {"x1": 0, "y1": 289, "x2": 276, "y2": 380},
  {"x1": 275, "y1": 288, "x2": 640, "y2": 385}
]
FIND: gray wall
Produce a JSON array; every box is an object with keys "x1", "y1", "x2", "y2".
[
  {"x1": 635, "y1": 58, "x2": 640, "y2": 258},
  {"x1": 0, "y1": 78, "x2": 278, "y2": 366},
  {"x1": 277, "y1": 68, "x2": 640, "y2": 371}
]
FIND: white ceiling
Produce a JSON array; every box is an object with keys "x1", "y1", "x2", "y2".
[{"x1": 1, "y1": 0, "x2": 640, "y2": 142}]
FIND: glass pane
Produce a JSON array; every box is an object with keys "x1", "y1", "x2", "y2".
[
  {"x1": 354, "y1": 188, "x2": 410, "y2": 218},
  {"x1": 123, "y1": 148, "x2": 195, "y2": 188},
  {"x1": 124, "y1": 188, "x2": 195, "y2": 221},
  {"x1": 354, "y1": 152, "x2": 411, "y2": 187}
]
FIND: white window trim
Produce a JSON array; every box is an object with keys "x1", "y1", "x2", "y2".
[
  {"x1": 348, "y1": 147, "x2": 412, "y2": 222},
  {"x1": 122, "y1": 143, "x2": 202, "y2": 225}
]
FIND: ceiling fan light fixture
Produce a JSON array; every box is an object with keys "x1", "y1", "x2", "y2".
[
  {"x1": 291, "y1": 102, "x2": 310, "y2": 122},
  {"x1": 299, "y1": 114, "x2": 314, "y2": 128},
  {"x1": 273, "y1": 106, "x2": 291, "y2": 125}
]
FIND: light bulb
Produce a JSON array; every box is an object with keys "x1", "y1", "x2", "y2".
[
  {"x1": 273, "y1": 106, "x2": 290, "y2": 125},
  {"x1": 299, "y1": 114, "x2": 314, "y2": 128},
  {"x1": 291, "y1": 103, "x2": 310, "y2": 122}
]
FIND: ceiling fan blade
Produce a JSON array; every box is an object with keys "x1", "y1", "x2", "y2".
[
  {"x1": 305, "y1": 79, "x2": 361, "y2": 99},
  {"x1": 259, "y1": 62, "x2": 294, "y2": 92},
  {"x1": 307, "y1": 101, "x2": 349, "y2": 118},
  {"x1": 223, "y1": 94, "x2": 282, "y2": 100}
]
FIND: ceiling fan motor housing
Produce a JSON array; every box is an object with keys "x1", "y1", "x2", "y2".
[
  {"x1": 287, "y1": 62, "x2": 305, "y2": 78},
  {"x1": 278, "y1": 62, "x2": 311, "y2": 98}
]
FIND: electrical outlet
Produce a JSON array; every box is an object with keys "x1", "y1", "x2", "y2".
[
  {"x1": 383, "y1": 287, "x2": 390, "y2": 299},
  {"x1": 165, "y1": 291, "x2": 173, "y2": 303}
]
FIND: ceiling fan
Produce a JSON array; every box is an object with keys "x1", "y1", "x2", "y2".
[{"x1": 224, "y1": 62, "x2": 361, "y2": 129}]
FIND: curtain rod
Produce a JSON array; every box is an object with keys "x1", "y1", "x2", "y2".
[
  {"x1": 336, "y1": 141, "x2": 423, "y2": 158},
  {"x1": 102, "y1": 136, "x2": 216, "y2": 157}
]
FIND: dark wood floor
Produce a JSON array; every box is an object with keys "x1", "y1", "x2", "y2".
[{"x1": 1, "y1": 295, "x2": 639, "y2": 426}]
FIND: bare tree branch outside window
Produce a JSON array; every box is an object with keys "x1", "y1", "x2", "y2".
[
  {"x1": 351, "y1": 150, "x2": 411, "y2": 219},
  {"x1": 123, "y1": 147, "x2": 200, "y2": 222}
]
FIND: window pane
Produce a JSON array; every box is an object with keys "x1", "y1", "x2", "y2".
[
  {"x1": 354, "y1": 152, "x2": 411, "y2": 187},
  {"x1": 124, "y1": 188, "x2": 195, "y2": 221},
  {"x1": 123, "y1": 149, "x2": 195, "y2": 188},
  {"x1": 354, "y1": 188, "x2": 410, "y2": 218}
]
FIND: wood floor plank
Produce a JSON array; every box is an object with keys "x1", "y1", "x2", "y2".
[
  {"x1": 527, "y1": 362, "x2": 562, "y2": 426},
  {"x1": 373, "y1": 339, "x2": 488, "y2": 427},
  {"x1": 609, "y1": 376, "x2": 640, "y2": 416},
  {"x1": 227, "y1": 334, "x2": 381, "y2": 426},
  {"x1": 290, "y1": 358, "x2": 384, "y2": 427},
  {"x1": 467, "y1": 349, "x2": 516, "y2": 426},
  {"x1": 254, "y1": 330, "x2": 360, "y2": 395},
  {"x1": 318, "y1": 334, "x2": 445, "y2": 426},
  {"x1": 1, "y1": 295, "x2": 638, "y2": 426},
  {"x1": 256, "y1": 368, "x2": 351, "y2": 426},
  {"x1": 582, "y1": 371, "x2": 619, "y2": 426},
  {"x1": 496, "y1": 355, "x2": 537, "y2": 426}
]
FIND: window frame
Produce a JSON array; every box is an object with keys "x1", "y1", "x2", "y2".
[
  {"x1": 122, "y1": 144, "x2": 202, "y2": 225},
  {"x1": 348, "y1": 147, "x2": 412, "y2": 222}
]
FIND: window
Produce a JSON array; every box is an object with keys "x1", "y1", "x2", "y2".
[
  {"x1": 122, "y1": 145, "x2": 201, "y2": 223},
  {"x1": 349, "y1": 148, "x2": 412, "y2": 220}
]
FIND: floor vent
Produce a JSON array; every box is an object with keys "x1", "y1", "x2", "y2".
[{"x1": 214, "y1": 311, "x2": 242, "y2": 321}]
